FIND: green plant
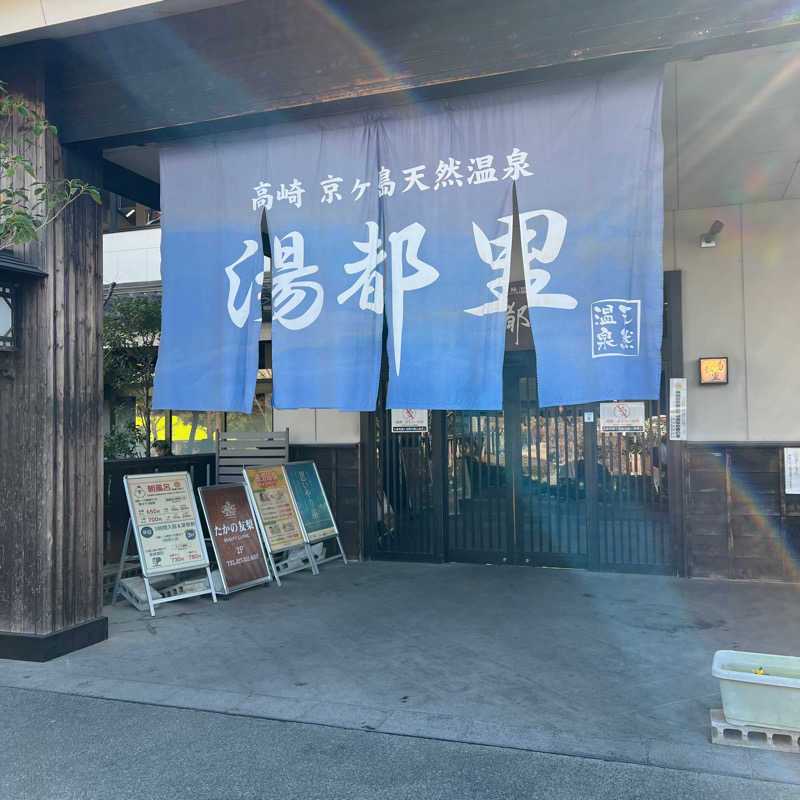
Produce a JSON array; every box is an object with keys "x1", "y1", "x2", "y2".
[
  {"x1": 104, "y1": 295, "x2": 162, "y2": 457},
  {"x1": 103, "y1": 420, "x2": 144, "y2": 460},
  {"x1": 0, "y1": 79, "x2": 100, "y2": 250}
]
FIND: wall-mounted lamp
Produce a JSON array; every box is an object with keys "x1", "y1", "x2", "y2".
[
  {"x1": 700, "y1": 220, "x2": 724, "y2": 248},
  {"x1": 699, "y1": 356, "x2": 728, "y2": 385}
]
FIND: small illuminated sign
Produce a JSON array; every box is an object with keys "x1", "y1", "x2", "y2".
[{"x1": 699, "y1": 357, "x2": 728, "y2": 385}]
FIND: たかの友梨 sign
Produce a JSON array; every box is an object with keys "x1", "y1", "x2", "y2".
[
  {"x1": 124, "y1": 472, "x2": 210, "y2": 577},
  {"x1": 599, "y1": 402, "x2": 646, "y2": 433},
  {"x1": 198, "y1": 484, "x2": 271, "y2": 593}
]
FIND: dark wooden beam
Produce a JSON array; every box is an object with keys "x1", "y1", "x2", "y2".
[
  {"x1": 40, "y1": 0, "x2": 800, "y2": 146},
  {"x1": 102, "y1": 159, "x2": 161, "y2": 209}
]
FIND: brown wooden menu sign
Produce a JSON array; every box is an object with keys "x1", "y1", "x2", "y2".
[{"x1": 198, "y1": 484, "x2": 271, "y2": 594}]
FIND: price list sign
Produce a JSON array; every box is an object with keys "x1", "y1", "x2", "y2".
[
  {"x1": 243, "y1": 466, "x2": 305, "y2": 551},
  {"x1": 124, "y1": 472, "x2": 210, "y2": 577}
]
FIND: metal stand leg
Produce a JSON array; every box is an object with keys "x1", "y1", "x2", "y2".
[
  {"x1": 112, "y1": 520, "x2": 133, "y2": 605},
  {"x1": 305, "y1": 541, "x2": 319, "y2": 575},
  {"x1": 265, "y1": 549, "x2": 282, "y2": 586},
  {"x1": 335, "y1": 534, "x2": 348, "y2": 565},
  {"x1": 143, "y1": 576, "x2": 156, "y2": 617},
  {"x1": 206, "y1": 566, "x2": 218, "y2": 603}
]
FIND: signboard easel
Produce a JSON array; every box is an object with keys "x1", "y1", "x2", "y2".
[
  {"x1": 117, "y1": 472, "x2": 217, "y2": 615},
  {"x1": 283, "y1": 461, "x2": 348, "y2": 567},
  {"x1": 198, "y1": 484, "x2": 272, "y2": 594},
  {"x1": 243, "y1": 465, "x2": 318, "y2": 586}
]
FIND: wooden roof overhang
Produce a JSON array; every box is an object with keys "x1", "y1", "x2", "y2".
[{"x1": 8, "y1": 0, "x2": 797, "y2": 149}]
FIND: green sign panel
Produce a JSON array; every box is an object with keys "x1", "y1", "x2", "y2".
[{"x1": 284, "y1": 461, "x2": 337, "y2": 542}]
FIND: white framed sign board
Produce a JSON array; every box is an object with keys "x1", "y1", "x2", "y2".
[
  {"x1": 391, "y1": 409, "x2": 428, "y2": 433},
  {"x1": 242, "y1": 464, "x2": 318, "y2": 585},
  {"x1": 785, "y1": 448, "x2": 800, "y2": 495},
  {"x1": 283, "y1": 461, "x2": 348, "y2": 567},
  {"x1": 121, "y1": 472, "x2": 217, "y2": 615},
  {"x1": 243, "y1": 462, "x2": 348, "y2": 584},
  {"x1": 669, "y1": 378, "x2": 687, "y2": 441},
  {"x1": 599, "y1": 402, "x2": 646, "y2": 433}
]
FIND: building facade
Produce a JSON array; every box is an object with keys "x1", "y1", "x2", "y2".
[{"x1": 2, "y1": 0, "x2": 800, "y2": 658}]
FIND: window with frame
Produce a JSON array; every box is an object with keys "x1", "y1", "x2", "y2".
[{"x1": 0, "y1": 284, "x2": 15, "y2": 350}]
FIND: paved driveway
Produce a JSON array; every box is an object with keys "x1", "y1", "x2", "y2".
[
  {"x1": 5, "y1": 687, "x2": 800, "y2": 800},
  {"x1": 2, "y1": 561, "x2": 799, "y2": 783}
]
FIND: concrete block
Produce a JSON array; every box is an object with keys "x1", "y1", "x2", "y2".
[{"x1": 711, "y1": 709, "x2": 800, "y2": 753}]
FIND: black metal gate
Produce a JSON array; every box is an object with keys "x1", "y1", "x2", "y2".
[
  {"x1": 446, "y1": 354, "x2": 673, "y2": 573},
  {"x1": 367, "y1": 272, "x2": 682, "y2": 575},
  {"x1": 370, "y1": 409, "x2": 446, "y2": 561}
]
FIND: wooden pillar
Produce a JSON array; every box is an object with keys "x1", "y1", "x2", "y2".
[
  {"x1": 0, "y1": 44, "x2": 107, "y2": 660},
  {"x1": 664, "y1": 271, "x2": 686, "y2": 576}
]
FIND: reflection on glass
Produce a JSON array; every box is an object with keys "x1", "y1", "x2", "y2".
[
  {"x1": 225, "y1": 392, "x2": 273, "y2": 434},
  {"x1": 171, "y1": 411, "x2": 215, "y2": 454},
  {"x1": 133, "y1": 410, "x2": 217, "y2": 454}
]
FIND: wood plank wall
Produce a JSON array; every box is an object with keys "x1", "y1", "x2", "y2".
[
  {"x1": 290, "y1": 445, "x2": 362, "y2": 559},
  {"x1": 684, "y1": 445, "x2": 800, "y2": 580},
  {"x1": 0, "y1": 46, "x2": 104, "y2": 634}
]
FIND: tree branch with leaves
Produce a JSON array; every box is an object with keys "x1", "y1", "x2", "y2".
[
  {"x1": 104, "y1": 295, "x2": 162, "y2": 458},
  {"x1": 0, "y1": 79, "x2": 100, "y2": 251}
]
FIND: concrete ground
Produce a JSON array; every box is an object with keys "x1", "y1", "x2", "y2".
[
  {"x1": 3, "y1": 686, "x2": 799, "y2": 800},
  {"x1": 2, "y1": 561, "x2": 800, "y2": 786}
]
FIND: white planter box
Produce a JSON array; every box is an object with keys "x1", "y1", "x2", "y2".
[{"x1": 713, "y1": 650, "x2": 800, "y2": 730}]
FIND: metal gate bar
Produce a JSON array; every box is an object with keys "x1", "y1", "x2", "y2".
[
  {"x1": 515, "y1": 397, "x2": 589, "y2": 567},
  {"x1": 373, "y1": 411, "x2": 441, "y2": 560},
  {"x1": 595, "y1": 397, "x2": 671, "y2": 573},
  {"x1": 446, "y1": 410, "x2": 507, "y2": 562}
]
